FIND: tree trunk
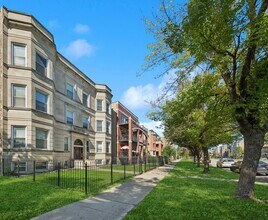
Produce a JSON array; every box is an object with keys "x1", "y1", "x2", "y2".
[
  {"x1": 235, "y1": 128, "x2": 265, "y2": 199},
  {"x1": 196, "y1": 153, "x2": 201, "y2": 167},
  {"x1": 193, "y1": 154, "x2": 196, "y2": 164},
  {"x1": 202, "y1": 148, "x2": 209, "y2": 173}
]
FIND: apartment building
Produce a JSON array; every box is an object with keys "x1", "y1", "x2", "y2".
[
  {"x1": 0, "y1": 7, "x2": 112, "y2": 174},
  {"x1": 111, "y1": 101, "x2": 148, "y2": 161},
  {"x1": 148, "y1": 130, "x2": 163, "y2": 156}
]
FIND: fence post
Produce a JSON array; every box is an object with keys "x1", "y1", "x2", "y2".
[
  {"x1": 85, "y1": 162, "x2": 88, "y2": 195},
  {"x1": 133, "y1": 158, "x2": 136, "y2": 176},
  {"x1": 139, "y1": 157, "x2": 142, "y2": 174},
  {"x1": 110, "y1": 157, "x2": 113, "y2": 184},
  {"x1": 124, "y1": 162, "x2": 126, "y2": 179},
  {"x1": 57, "y1": 162, "x2": 60, "y2": 187},
  {"x1": 144, "y1": 157, "x2": 146, "y2": 172},
  {"x1": 2, "y1": 158, "x2": 4, "y2": 175},
  {"x1": 33, "y1": 160, "x2": 36, "y2": 182}
]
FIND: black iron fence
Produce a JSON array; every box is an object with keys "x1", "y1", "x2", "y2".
[{"x1": 2, "y1": 156, "x2": 167, "y2": 194}]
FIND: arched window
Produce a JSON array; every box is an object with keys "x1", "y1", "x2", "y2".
[{"x1": 74, "y1": 139, "x2": 83, "y2": 146}]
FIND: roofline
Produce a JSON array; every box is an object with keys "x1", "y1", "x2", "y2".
[
  {"x1": 57, "y1": 53, "x2": 95, "y2": 86},
  {"x1": 112, "y1": 101, "x2": 139, "y2": 121},
  {"x1": 1, "y1": 6, "x2": 54, "y2": 42}
]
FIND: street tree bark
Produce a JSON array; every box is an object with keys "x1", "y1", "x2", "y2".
[{"x1": 202, "y1": 147, "x2": 210, "y2": 173}]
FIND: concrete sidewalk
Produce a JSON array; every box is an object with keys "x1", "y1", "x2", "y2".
[{"x1": 32, "y1": 161, "x2": 178, "y2": 220}]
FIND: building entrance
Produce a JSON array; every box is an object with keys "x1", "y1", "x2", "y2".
[{"x1": 74, "y1": 147, "x2": 83, "y2": 160}]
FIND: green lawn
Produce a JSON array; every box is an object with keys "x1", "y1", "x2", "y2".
[
  {"x1": 125, "y1": 160, "x2": 268, "y2": 220},
  {"x1": 35, "y1": 168, "x2": 133, "y2": 193},
  {"x1": 0, "y1": 176, "x2": 86, "y2": 220}
]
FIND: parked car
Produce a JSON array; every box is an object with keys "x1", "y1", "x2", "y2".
[
  {"x1": 217, "y1": 158, "x2": 235, "y2": 168},
  {"x1": 230, "y1": 160, "x2": 268, "y2": 175},
  {"x1": 257, "y1": 161, "x2": 268, "y2": 175},
  {"x1": 230, "y1": 161, "x2": 242, "y2": 173}
]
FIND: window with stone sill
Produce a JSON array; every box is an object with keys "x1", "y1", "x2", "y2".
[{"x1": 12, "y1": 43, "x2": 26, "y2": 67}]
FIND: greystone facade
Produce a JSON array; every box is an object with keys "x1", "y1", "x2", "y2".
[{"x1": 0, "y1": 6, "x2": 112, "y2": 174}]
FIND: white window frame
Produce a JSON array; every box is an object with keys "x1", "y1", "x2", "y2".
[
  {"x1": 12, "y1": 126, "x2": 27, "y2": 148},
  {"x1": 106, "y1": 101, "x2": 110, "y2": 114},
  {"x1": 35, "y1": 161, "x2": 48, "y2": 170},
  {"x1": 96, "y1": 141, "x2": 103, "y2": 153},
  {"x1": 35, "y1": 90, "x2": 48, "y2": 113},
  {"x1": 66, "y1": 110, "x2": 74, "y2": 125},
  {"x1": 12, "y1": 84, "x2": 27, "y2": 108},
  {"x1": 12, "y1": 43, "x2": 27, "y2": 67},
  {"x1": 82, "y1": 93, "x2": 88, "y2": 107},
  {"x1": 106, "y1": 121, "x2": 110, "y2": 134},
  {"x1": 36, "y1": 128, "x2": 48, "y2": 149},
  {"x1": 106, "y1": 142, "x2": 110, "y2": 153},
  {"x1": 35, "y1": 52, "x2": 48, "y2": 76},
  {"x1": 82, "y1": 116, "x2": 89, "y2": 129},
  {"x1": 12, "y1": 161, "x2": 27, "y2": 172},
  {"x1": 64, "y1": 137, "x2": 70, "y2": 152},
  {"x1": 96, "y1": 120, "x2": 103, "y2": 132},
  {"x1": 96, "y1": 99, "x2": 103, "y2": 111},
  {"x1": 66, "y1": 83, "x2": 74, "y2": 99},
  {"x1": 86, "y1": 141, "x2": 90, "y2": 153}
]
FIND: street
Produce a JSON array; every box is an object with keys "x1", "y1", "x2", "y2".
[{"x1": 210, "y1": 158, "x2": 268, "y2": 184}]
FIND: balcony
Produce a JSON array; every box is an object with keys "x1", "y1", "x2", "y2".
[
  {"x1": 119, "y1": 119, "x2": 129, "y2": 128},
  {"x1": 119, "y1": 135, "x2": 129, "y2": 142}
]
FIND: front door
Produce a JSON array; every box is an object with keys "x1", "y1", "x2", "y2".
[{"x1": 74, "y1": 147, "x2": 83, "y2": 160}]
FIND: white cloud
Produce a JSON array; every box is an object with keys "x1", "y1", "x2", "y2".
[
  {"x1": 120, "y1": 71, "x2": 177, "y2": 111},
  {"x1": 74, "y1": 24, "x2": 90, "y2": 34},
  {"x1": 65, "y1": 39, "x2": 94, "y2": 59},
  {"x1": 141, "y1": 121, "x2": 163, "y2": 137},
  {"x1": 120, "y1": 84, "x2": 156, "y2": 110}
]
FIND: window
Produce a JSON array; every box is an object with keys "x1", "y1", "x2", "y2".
[
  {"x1": 66, "y1": 111, "x2": 74, "y2": 125},
  {"x1": 12, "y1": 44, "x2": 26, "y2": 66},
  {"x1": 13, "y1": 161, "x2": 27, "y2": 172},
  {"x1": 35, "y1": 90, "x2": 48, "y2": 112},
  {"x1": 36, "y1": 53, "x2": 47, "y2": 76},
  {"x1": 97, "y1": 120, "x2": 102, "y2": 132},
  {"x1": 36, "y1": 128, "x2": 48, "y2": 149},
  {"x1": 64, "y1": 137, "x2": 69, "y2": 152},
  {"x1": 83, "y1": 93, "x2": 88, "y2": 106},
  {"x1": 106, "y1": 142, "x2": 110, "y2": 153},
  {"x1": 121, "y1": 114, "x2": 128, "y2": 124},
  {"x1": 106, "y1": 102, "x2": 110, "y2": 113},
  {"x1": 66, "y1": 84, "x2": 74, "y2": 99},
  {"x1": 12, "y1": 126, "x2": 26, "y2": 148},
  {"x1": 97, "y1": 99, "x2": 102, "y2": 111},
  {"x1": 36, "y1": 161, "x2": 47, "y2": 170},
  {"x1": 97, "y1": 141, "x2": 102, "y2": 153},
  {"x1": 83, "y1": 117, "x2": 88, "y2": 129},
  {"x1": 13, "y1": 85, "x2": 26, "y2": 107},
  {"x1": 86, "y1": 141, "x2": 90, "y2": 153},
  {"x1": 96, "y1": 159, "x2": 103, "y2": 165},
  {"x1": 106, "y1": 121, "x2": 110, "y2": 134}
]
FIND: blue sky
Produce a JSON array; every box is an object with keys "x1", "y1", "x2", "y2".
[{"x1": 1, "y1": 0, "x2": 177, "y2": 135}]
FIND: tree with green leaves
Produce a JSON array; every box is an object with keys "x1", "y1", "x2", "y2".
[
  {"x1": 162, "y1": 145, "x2": 176, "y2": 160},
  {"x1": 154, "y1": 73, "x2": 237, "y2": 173},
  {"x1": 146, "y1": 0, "x2": 268, "y2": 199}
]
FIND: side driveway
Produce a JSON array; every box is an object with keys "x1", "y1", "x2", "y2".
[{"x1": 32, "y1": 160, "x2": 179, "y2": 220}]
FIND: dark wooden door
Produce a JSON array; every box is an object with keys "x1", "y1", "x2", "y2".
[{"x1": 74, "y1": 147, "x2": 83, "y2": 160}]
